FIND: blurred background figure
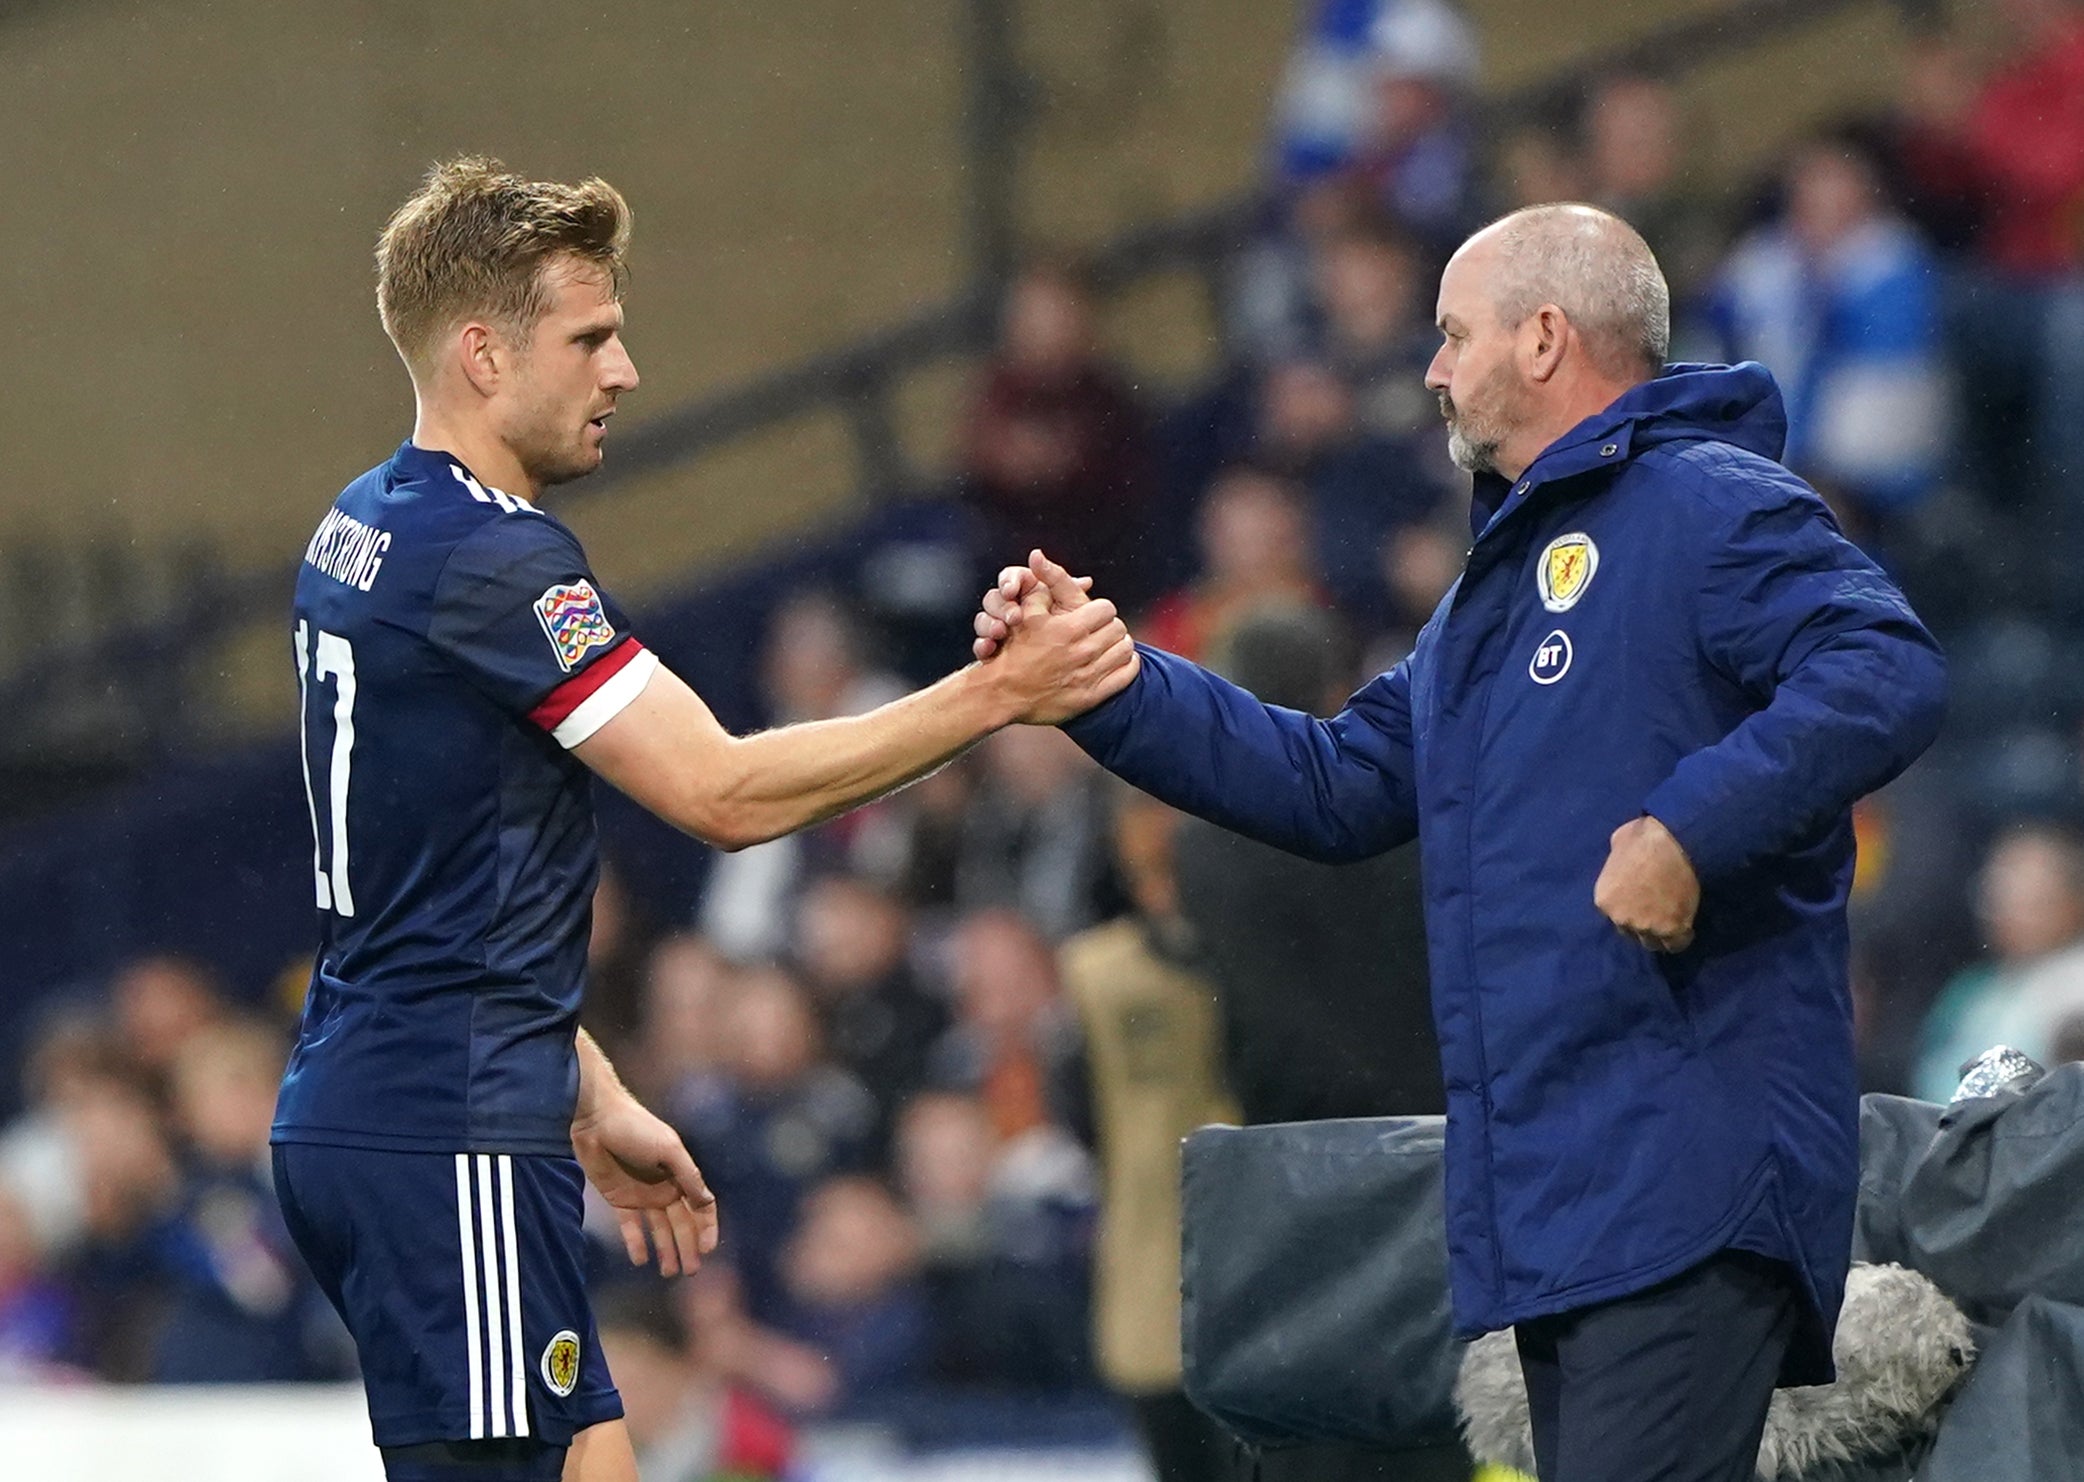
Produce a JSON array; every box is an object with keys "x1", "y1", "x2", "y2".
[
  {"x1": 108, "y1": 955, "x2": 228, "y2": 1099},
  {"x1": 1890, "y1": 0, "x2": 2084, "y2": 545},
  {"x1": 773, "y1": 1175, "x2": 932, "y2": 1417},
  {"x1": 1271, "y1": 0, "x2": 1485, "y2": 248},
  {"x1": 930, "y1": 908, "x2": 1084, "y2": 1141},
  {"x1": 1141, "y1": 463, "x2": 1332, "y2": 661},
  {"x1": 1913, "y1": 821, "x2": 2084, "y2": 1101},
  {"x1": 152, "y1": 1018, "x2": 351, "y2": 1383},
  {"x1": 0, "y1": 1184, "x2": 73, "y2": 1379},
  {"x1": 1581, "y1": 73, "x2": 1720, "y2": 307},
  {"x1": 893, "y1": 1084, "x2": 1099, "y2": 1397},
  {"x1": 1062, "y1": 783, "x2": 1239, "y2": 1482},
  {"x1": 1175, "y1": 605, "x2": 1445, "y2": 1127},
  {"x1": 631, "y1": 932, "x2": 737, "y2": 1125},
  {"x1": 700, "y1": 590, "x2": 907, "y2": 961},
  {"x1": 1703, "y1": 131, "x2": 1949, "y2": 545},
  {"x1": 789, "y1": 874, "x2": 949, "y2": 1158},
  {"x1": 675, "y1": 965, "x2": 877, "y2": 1323},
  {"x1": 960, "y1": 259, "x2": 1160, "y2": 609},
  {"x1": 0, "y1": 1013, "x2": 125, "y2": 1258},
  {"x1": 592, "y1": 1280, "x2": 795, "y2": 1482},
  {"x1": 951, "y1": 729, "x2": 1112, "y2": 941},
  {"x1": 55, "y1": 1071, "x2": 182, "y2": 1380}
]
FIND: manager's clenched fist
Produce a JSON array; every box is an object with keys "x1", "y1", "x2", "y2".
[{"x1": 1595, "y1": 815, "x2": 1700, "y2": 953}]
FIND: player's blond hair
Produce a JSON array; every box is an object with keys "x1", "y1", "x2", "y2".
[{"x1": 375, "y1": 155, "x2": 631, "y2": 376}]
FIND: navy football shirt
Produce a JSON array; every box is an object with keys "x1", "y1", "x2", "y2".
[{"x1": 273, "y1": 442, "x2": 658, "y2": 1155}]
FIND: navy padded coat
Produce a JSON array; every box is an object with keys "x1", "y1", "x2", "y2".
[{"x1": 1063, "y1": 363, "x2": 1946, "y2": 1383}]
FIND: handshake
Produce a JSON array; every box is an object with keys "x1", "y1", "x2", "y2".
[{"x1": 968, "y1": 548, "x2": 1141, "y2": 727}]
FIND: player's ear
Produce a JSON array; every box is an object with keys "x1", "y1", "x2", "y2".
[{"x1": 456, "y1": 322, "x2": 502, "y2": 398}]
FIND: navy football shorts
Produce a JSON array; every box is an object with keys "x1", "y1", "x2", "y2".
[{"x1": 273, "y1": 1144, "x2": 622, "y2": 1456}]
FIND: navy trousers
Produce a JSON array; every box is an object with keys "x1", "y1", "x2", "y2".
[{"x1": 1514, "y1": 1249, "x2": 1801, "y2": 1482}]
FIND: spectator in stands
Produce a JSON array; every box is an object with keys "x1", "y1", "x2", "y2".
[
  {"x1": 0, "y1": 1184, "x2": 73, "y2": 1378},
  {"x1": 675, "y1": 966, "x2": 876, "y2": 1322},
  {"x1": 1309, "y1": 211, "x2": 1450, "y2": 445},
  {"x1": 846, "y1": 754, "x2": 978, "y2": 912},
  {"x1": 1271, "y1": 0, "x2": 1483, "y2": 235},
  {"x1": 894, "y1": 1091, "x2": 998, "y2": 1269},
  {"x1": 1379, "y1": 508, "x2": 1469, "y2": 641},
  {"x1": 1348, "y1": 0, "x2": 1486, "y2": 254},
  {"x1": 1142, "y1": 463, "x2": 1336, "y2": 660},
  {"x1": 1496, "y1": 117, "x2": 1590, "y2": 213},
  {"x1": 789, "y1": 874, "x2": 948, "y2": 1157},
  {"x1": 914, "y1": 915, "x2": 1101, "y2": 1392},
  {"x1": 930, "y1": 908, "x2": 1085, "y2": 1141},
  {"x1": 631, "y1": 932, "x2": 736, "y2": 1126},
  {"x1": 1582, "y1": 73, "x2": 1722, "y2": 306},
  {"x1": 1893, "y1": 0, "x2": 2084, "y2": 531},
  {"x1": 1256, "y1": 362, "x2": 1454, "y2": 629},
  {"x1": 1176, "y1": 605, "x2": 1446, "y2": 1127},
  {"x1": 773, "y1": 1175, "x2": 932, "y2": 1416},
  {"x1": 952, "y1": 730, "x2": 1111, "y2": 942},
  {"x1": 1241, "y1": 1, "x2": 1483, "y2": 380},
  {"x1": 669, "y1": 1262, "x2": 844, "y2": 1424},
  {"x1": 55, "y1": 1071, "x2": 181, "y2": 1379},
  {"x1": 152, "y1": 1018, "x2": 350, "y2": 1382},
  {"x1": 1062, "y1": 783, "x2": 1238, "y2": 1482},
  {"x1": 109, "y1": 954, "x2": 227, "y2": 1096},
  {"x1": 700, "y1": 590, "x2": 906, "y2": 961},
  {"x1": 893, "y1": 1090, "x2": 1098, "y2": 1394},
  {"x1": 582, "y1": 857, "x2": 654, "y2": 1064},
  {"x1": 1913, "y1": 821, "x2": 2084, "y2": 1101},
  {"x1": 959, "y1": 259, "x2": 1158, "y2": 607},
  {"x1": 593, "y1": 1281, "x2": 795, "y2": 1482},
  {"x1": 1703, "y1": 133, "x2": 1949, "y2": 537},
  {"x1": 760, "y1": 588, "x2": 909, "y2": 729},
  {"x1": 0, "y1": 1012, "x2": 123, "y2": 1256}
]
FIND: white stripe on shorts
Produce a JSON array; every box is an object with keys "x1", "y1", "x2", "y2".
[
  {"x1": 454, "y1": 1154, "x2": 484, "y2": 1440},
  {"x1": 498, "y1": 1155, "x2": 529, "y2": 1437},
  {"x1": 476, "y1": 1154, "x2": 507, "y2": 1438}
]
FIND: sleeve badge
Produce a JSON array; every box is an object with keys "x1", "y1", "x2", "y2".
[{"x1": 534, "y1": 580, "x2": 617, "y2": 672}]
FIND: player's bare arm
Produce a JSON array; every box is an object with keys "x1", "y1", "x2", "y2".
[
  {"x1": 569, "y1": 1029, "x2": 718, "y2": 1277},
  {"x1": 574, "y1": 583, "x2": 1136, "y2": 850}
]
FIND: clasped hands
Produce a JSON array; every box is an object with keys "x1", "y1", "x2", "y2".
[
  {"x1": 972, "y1": 550, "x2": 1696, "y2": 951},
  {"x1": 971, "y1": 548, "x2": 1140, "y2": 725}
]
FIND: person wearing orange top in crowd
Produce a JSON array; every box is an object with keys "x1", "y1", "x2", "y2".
[{"x1": 1139, "y1": 464, "x2": 1336, "y2": 663}]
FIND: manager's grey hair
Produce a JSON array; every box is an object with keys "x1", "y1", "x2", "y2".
[{"x1": 1483, "y1": 203, "x2": 1670, "y2": 379}]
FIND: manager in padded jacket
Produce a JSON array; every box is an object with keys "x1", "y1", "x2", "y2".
[{"x1": 973, "y1": 205, "x2": 1946, "y2": 1482}]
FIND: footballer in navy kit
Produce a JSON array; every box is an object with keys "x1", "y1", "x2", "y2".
[{"x1": 272, "y1": 157, "x2": 1141, "y2": 1482}]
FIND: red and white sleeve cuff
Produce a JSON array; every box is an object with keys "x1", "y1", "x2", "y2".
[{"x1": 528, "y1": 640, "x2": 659, "y2": 749}]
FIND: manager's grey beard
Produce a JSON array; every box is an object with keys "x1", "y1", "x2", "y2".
[
  {"x1": 1438, "y1": 371, "x2": 1520, "y2": 476},
  {"x1": 1447, "y1": 421, "x2": 1502, "y2": 474}
]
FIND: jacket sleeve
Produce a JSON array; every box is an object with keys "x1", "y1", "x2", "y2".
[
  {"x1": 1642, "y1": 493, "x2": 1947, "y2": 883},
  {"x1": 1059, "y1": 643, "x2": 1418, "y2": 863}
]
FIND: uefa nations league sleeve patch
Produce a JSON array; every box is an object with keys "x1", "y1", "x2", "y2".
[{"x1": 534, "y1": 581, "x2": 618, "y2": 672}]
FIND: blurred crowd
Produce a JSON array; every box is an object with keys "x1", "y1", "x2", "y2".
[{"x1": 7, "y1": 2, "x2": 2084, "y2": 1481}]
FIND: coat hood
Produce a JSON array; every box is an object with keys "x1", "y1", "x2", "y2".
[
  {"x1": 1610, "y1": 361, "x2": 1788, "y2": 459},
  {"x1": 1470, "y1": 361, "x2": 1788, "y2": 539}
]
